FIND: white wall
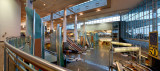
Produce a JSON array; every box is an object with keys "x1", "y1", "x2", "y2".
[{"x1": 0, "y1": 0, "x2": 21, "y2": 41}]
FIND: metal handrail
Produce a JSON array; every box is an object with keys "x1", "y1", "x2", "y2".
[
  {"x1": 44, "y1": 49, "x2": 57, "y2": 56},
  {"x1": 4, "y1": 40, "x2": 71, "y2": 71}
]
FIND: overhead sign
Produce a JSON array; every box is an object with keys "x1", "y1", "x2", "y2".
[{"x1": 149, "y1": 31, "x2": 159, "y2": 59}]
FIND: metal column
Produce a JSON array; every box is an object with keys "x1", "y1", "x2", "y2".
[
  {"x1": 83, "y1": 20, "x2": 86, "y2": 34},
  {"x1": 59, "y1": 27, "x2": 64, "y2": 67},
  {"x1": 83, "y1": 20, "x2": 86, "y2": 47},
  {"x1": 56, "y1": 25, "x2": 60, "y2": 65},
  {"x1": 74, "y1": 14, "x2": 78, "y2": 42},
  {"x1": 50, "y1": 12, "x2": 56, "y2": 52},
  {"x1": 41, "y1": 19, "x2": 45, "y2": 59},
  {"x1": 63, "y1": 8, "x2": 67, "y2": 43},
  {"x1": 56, "y1": 24, "x2": 64, "y2": 67},
  {"x1": 31, "y1": 10, "x2": 36, "y2": 55},
  {"x1": 50, "y1": 12, "x2": 54, "y2": 31}
]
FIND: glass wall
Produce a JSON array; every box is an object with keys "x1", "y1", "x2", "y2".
[
  {"x1": 121, "y1": 0, "x2": 160, "y2": 41},
  {"x1": 67, "y1": 15, "x2": 120, "y2": 29}
]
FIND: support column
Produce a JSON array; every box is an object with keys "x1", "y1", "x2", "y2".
[
  {"x1": 74, "y1": 14, "x2": 78, "y2": 42},
  {"x1": 41, "y1": 19, "x2": 45, "y2": 59},
  {"x1": 50, "y1": 12, "x2": 56, "y2": 52},
  {"x1": 26, "y1": 0, "x2": 33, "y2": 36},
  {"x1": 63, "y1": 8, "x2": 67, "y2": 48},
  {"x1": 50, "y1": 12, "x2": 54, "y2": 31},
  {"x1": 56, "y1": 24, "x2": 64, "y2": 66},
  {"x1": 83, "y1": 20, "x2": 86, "y2": 47},
  {"x1": 32, "y1": 10, "x2": 36, "y2": 55},
  {"x1": 83, "y1": 20, "x2": 86, "y2": 34}
]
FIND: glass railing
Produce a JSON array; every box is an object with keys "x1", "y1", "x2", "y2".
[{"x1": 4, "y1": 37, "x2": 71, "y2": 71}]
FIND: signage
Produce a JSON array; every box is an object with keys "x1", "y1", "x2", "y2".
[{"x1": 149, "y1": 31, "x2": 159, "y2": 59}]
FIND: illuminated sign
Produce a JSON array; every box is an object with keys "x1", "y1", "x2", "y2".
[{"x1": 149, "y1": 31, "x2": 159, "y2": 59}]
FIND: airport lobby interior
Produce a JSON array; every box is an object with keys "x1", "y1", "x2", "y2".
[{"x1": 0, "y1": 0, "x2": 160, "y2": 71}]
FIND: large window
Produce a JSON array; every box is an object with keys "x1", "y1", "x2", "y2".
[
  {"x1": 121, "y1": 0, "x2": 160, "y2": 41},
  {"x1": 67, "y1": 15, "x2": 120, "y2": 29}
]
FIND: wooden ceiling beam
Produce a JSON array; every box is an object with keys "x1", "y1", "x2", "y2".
[
  {"x1": 55, "y1": 13, "x2": 63, "y2": 17},
  {"x1": 67, "y1": 8, "x2": 76, "y2": 14}
]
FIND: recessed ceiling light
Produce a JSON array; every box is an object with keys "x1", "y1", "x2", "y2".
[
  {"x1": 43, "y1": 4, "x2": 46, "y2": 6},
  {"x1": 96, "y1": 8, "x2": 101, "y2": 12},
  {"x1": 69, "y1": 15, "x2": 72, "y2": 18},
  {"x1": 79, "y1": 13, "x2": 83, "y2": 16},
  {"x1": 22, "y1": 25, "x2": 25, "y2": 28},
  {"x1": 60, "y1": 18, "x2": 63, "y2": 20}
]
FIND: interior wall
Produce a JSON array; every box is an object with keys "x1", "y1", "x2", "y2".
[{"x1": 0, "y1": 0, "x2": 21, "y2": 41}]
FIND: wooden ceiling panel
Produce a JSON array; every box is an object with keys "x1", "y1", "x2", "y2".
[
  {"x1": 33, "y1": 0, "x2": 88, "y2": 17},
  {"x1": 21, "y1": 0, "x2": 88, "y2": 22}
]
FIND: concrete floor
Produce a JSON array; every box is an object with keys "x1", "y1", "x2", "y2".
[
  {"x1": 66, "y1": 44, "x2": 115, "y2": 71},
  {"x1": 65, "y1": 43, "x2": 140, "y2": 71}
]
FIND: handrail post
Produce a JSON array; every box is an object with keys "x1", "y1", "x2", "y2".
[
  {"x1": 7, "y1": 50, "x2": 9, "y2": 71},
  {"x1": 15, "y1": 55, "x2": 18, "y2": 71},
  {"x1": 4, "y1": 47, "x2": 6, "y2": 71},
  {"x1": 41, "y1": 19, "x2": 45, "y2": 59},
  {"x1": 139, "y1": 47, "x2": 141, "y2": 64}
]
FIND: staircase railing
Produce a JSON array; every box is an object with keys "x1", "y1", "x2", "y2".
[{"x1": 67, "y1": 37, "x2": 83, "y2": 50}]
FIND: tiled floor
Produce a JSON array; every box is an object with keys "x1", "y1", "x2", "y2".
[
  {"x1": 0, "y1": 41, "x2": 147, "y2": 71},
  {"x1": 66, "y1": 44, "x2": 115, "y2": 71}
]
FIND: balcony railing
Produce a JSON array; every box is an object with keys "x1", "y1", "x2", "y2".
[{"x1": 4, "y1": 37, "x2": 71, "y2": 71}]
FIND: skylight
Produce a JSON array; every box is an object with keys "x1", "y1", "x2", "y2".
[{"x1": 42, "y1": 0, "x2": 107, "y2": 22}]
